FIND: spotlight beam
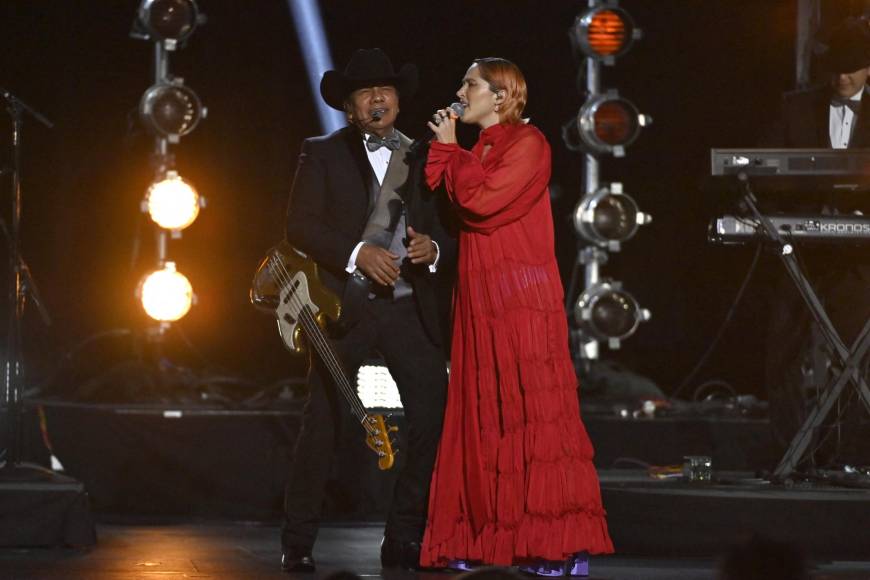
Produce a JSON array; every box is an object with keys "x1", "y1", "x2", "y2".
[{"x1": 287, "y1": 0, "x2": 345, "y2": 134}]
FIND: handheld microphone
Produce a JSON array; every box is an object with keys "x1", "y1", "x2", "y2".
[{"x1": 409, "y1": 102, "x2": 465, "y2": 155}]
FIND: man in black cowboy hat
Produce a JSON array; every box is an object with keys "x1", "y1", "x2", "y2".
[
  {"x1": 281, "y1": 48, "x2": 453, "y2": 572},
  {"x1": 760, "y1": 16, "x2": 870, "y2": 458}
]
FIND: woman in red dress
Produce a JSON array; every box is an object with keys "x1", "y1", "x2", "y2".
[{"x1": 420, "y1": 58, "x2": 613, "y2": 575}]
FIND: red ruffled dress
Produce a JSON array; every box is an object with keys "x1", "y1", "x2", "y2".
[{"x1": 420, "y1": 123, "x2": 613, "y2": 567}]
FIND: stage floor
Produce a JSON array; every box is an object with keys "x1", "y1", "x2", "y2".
[{"x1": 1, "y1": 522, "x2": 870, "y2": 579}]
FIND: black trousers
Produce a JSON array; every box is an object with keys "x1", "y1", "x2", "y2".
[{"x1": 282, "y1": 296, "x2": 447, "y2": 550}]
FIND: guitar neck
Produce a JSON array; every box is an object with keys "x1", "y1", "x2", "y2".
[{"x1": 298, "y1": 305, "x2": 369, "y2": 424}]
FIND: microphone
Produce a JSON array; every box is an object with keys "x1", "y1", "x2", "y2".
[{"x1": 409, "y1": 102, "x2": 466, "y2": 155}]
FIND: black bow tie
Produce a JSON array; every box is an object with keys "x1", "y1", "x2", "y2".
[
  {"x1": 366, "y1": 133, "x2": 400, "y2": 152},
  {"x1": 831, "y1": 97, "x2": 861, "y2": 114}
]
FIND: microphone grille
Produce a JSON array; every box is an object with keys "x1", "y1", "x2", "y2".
[{"x1": 449, "y1": 102, "x2": 466, "y2": 116}]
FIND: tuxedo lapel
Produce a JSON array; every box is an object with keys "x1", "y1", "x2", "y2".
[
  {"x1": 815, "y1": 91, "x2": 833, "y2": 148},
  {"x1": 341, "y1": 127, "x2": 379, "y2": 212}
]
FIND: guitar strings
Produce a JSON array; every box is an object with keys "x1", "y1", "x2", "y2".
[
  {"x1": 268, "y1": 260, "x2": 374, "y2": 433},
  {"x1": 267, "y1": 255, "x2": 395, "y2": 461},
  {"x1": 267, "y1": 257, "x2": 370, "y2": 422},
  {"x1": 267, "y1": 256, "x2": 375, "y2": 430}
]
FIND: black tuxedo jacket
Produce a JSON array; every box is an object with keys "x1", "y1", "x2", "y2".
[
  {"x1": 285, "y1": 125, "x2": 455, "y2": 345},
  {"x1": 760, "y1": 85, "x2": 870, "y2": 148}
]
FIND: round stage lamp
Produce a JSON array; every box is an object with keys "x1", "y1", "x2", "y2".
[
  {"x1": 137, "y1": 0, "x2": 200, "y2": 47},
  {"x1": 145, "y1": 171, "x2": 202, "y2": 231},
  {"x1": 576, "y1": 92, "x2": 649, "y2": 157},
  {"x1": 574, "y1": 280, "x2": 650, "y2": 347},
  {"x1": 139, "y1": 80, "x2": 205, "y2": 142},
  {"x1": 572, "y1": 4, "x2": 639, "y2": 63},
  {"x1": 139, "y1": 262, "x2": 194, "y2": 322},
  {"x1": 574, "y1": 183, "x2": 651, "y2": 247}
]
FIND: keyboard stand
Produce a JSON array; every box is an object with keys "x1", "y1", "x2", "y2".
[{"x1": 734, "y1": 172, "x2": 870, "y2": 481}]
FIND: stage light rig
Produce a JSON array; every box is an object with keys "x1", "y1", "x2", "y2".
[
  {"x1": 564, "y1": 0, "x2": 651, "y2": 360},
  {"x1": 131, "y1": 0, "x2": 207, "y2": 328}
]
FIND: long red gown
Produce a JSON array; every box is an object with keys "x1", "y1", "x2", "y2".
[{"x1": 420, "y1": 122, "x2": 613, "y2": 567}]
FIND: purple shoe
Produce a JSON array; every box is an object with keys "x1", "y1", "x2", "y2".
[
  {"x1": 518, "y1": 561, "x2": 567, "y2": 577},
  {"x1": 447, "y1": 559, "x2": 476, "y2": 572},
  {"x1": 566, "y1": 552, "x2": 589, "y2": 577}
]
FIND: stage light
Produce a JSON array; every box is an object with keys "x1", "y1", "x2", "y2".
[
  {"x1": 144, "y1": 171, "x2": 202, "y2": 231},
  {"x1": 286, "y1": 0, "x2": 346, "y2": 133},
  {"x1": 139, "y1": 79, "x2": 205, "y2": 143},
  {"x1": 138, "y1": 262, "x2": 194, "y2": 322},
  {"x1": 136, "y1": 0, "x2": 201, "y2": 49},
  {"x1": 574, "y1": 183, "x2": 651, "y2": 249},
  {"x1": 574, "y1": 280, "x2": 650, "y2": 348},
  {"x1": 572, "y1": 3, "x2": 641, "y2": 64},
  {"x1": 357, "y1": 364, "x2": 403, "y2": 409},
  {"x1": 576, "y1": 91, "x2": 650, "y2": 157}
]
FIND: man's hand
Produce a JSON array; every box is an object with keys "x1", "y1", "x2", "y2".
[
  {"x1": 407, "y1": 226, "x2": 437, "y2": 265},
  {"x1": 356, "y1": 243, "x2": 400, "y2": 286}
]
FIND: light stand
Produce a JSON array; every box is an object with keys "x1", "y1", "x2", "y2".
[
  {"x1": 564, "y1": 1, "x2": 650, "y2": 365},
  {"x1": 1, "y1": 87, "x2": 53, "y2": 475},
  {"x1": 0, "y1": 89, "x2": 94, "y2": 548}
]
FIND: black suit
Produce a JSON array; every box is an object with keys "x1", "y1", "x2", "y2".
[
  {"x1": 282, "y1": 125, "x2": 453, "y2": 551},
  {"x1": 759, "y1": 85, "x2": 870, "y2": 454},
  {"x1": 761, "y1": 85, "x2": 870, "y2": 150}
]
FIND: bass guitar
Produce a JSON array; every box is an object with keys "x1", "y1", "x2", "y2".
[{"x1": 250, "y1": 241, "x2": 397, "y2": 470}]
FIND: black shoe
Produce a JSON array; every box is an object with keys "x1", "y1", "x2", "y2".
[
  {"x1": 281, "y1": 547, "x2": 316, "y2": 573},
  {"x1": 380, "y1": 536, "x2": 423, "y2": 571}
]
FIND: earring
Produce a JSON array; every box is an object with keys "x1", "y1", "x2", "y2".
[{"x1": 494, "y1": 105, "x2": 500, "y2": 112}]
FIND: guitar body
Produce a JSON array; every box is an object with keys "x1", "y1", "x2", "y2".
[
  {"x1": 251, "y1": 241, "x2": 341, "y2": 355},
  {"x1": 251, "y1": 240, "x2": 397, "y2": 470}
]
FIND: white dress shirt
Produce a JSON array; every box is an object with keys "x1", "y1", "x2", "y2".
[{"x1": 829, "y1": 89, "x2": 864, "y2": 149}]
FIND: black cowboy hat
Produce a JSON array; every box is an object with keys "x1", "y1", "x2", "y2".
[
  {"x1": 320, "y1": 48, "x2": 419, "y2": 111},
  {"x1": 819, "y1": 17, "x2": 870, "y2": 74}
]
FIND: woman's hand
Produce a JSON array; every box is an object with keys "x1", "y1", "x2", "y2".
[{"x1": 427, "y1": 108, "x2": 458, "y2": 144}]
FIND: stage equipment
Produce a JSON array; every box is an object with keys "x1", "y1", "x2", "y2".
[
  {"x1": 574, "y1": 182, "x2": 651, "y2": 249},
  {"x1": 710, "y1": 214, "x2": 870, "y2": 245},
  {"x1": 139, "y1": 80, "x2": 206, "y2": 143},
  {"x1": 0, "y1": 88, "x2": 95, "y2": 547},
  {"x1": 575, "y1": 91, "x2": 650, "y2": 158},
  {"x1": 138, "y1": 262, "x2": 194, "y2": 323},
  {"x1": 571, "y1": 1, "x2": 641, "y2": 63},
  {"x1": 357, "y1": 364, "x2": 403, "y2": 410},
  {"x1": 711, "y1": 155, "x2": 870, "y2": 481},
  {"x1": 144, "y1": 170, "x2": 203, "y2": 231},
  {"x1": 564, "y1": 0, "x2": 650, "y2": 362},
  {"x1": 133, "y1": 0, "x2": 203, "y2": 49},
  {"x1": 574, "y1": 280, "x2": 650, "y2": 350},
  {"x1": 711, "y1": 147, "x2": 870, "y2": 179},
  {"x1": 130, "y1": 2, "x2": 206, "y2": 329}
]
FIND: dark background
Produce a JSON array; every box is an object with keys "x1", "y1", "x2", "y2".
[{"x1": 0, "y1": 1, "x2": 859, "y2": 403}]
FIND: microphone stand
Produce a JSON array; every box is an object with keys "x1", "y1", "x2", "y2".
[{"x1": 1, "y1": 87, "x2": 53, "y2": 477}]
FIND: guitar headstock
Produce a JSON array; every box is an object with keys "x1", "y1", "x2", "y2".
[{"x1": 364, "y1": 414, "x2": 398, "y2": 471}]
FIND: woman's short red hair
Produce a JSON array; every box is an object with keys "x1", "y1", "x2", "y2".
[{"x1": 473, "y1": 57, "x2": 528, "y2": 124}]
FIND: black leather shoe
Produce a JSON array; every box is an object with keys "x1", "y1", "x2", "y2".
[
  {"x1": 281, "y1": 547, "x2": 316, "y2": 573},
  {"x1": 380, "y1": 536, "x2": 423, "y2": 571}
]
